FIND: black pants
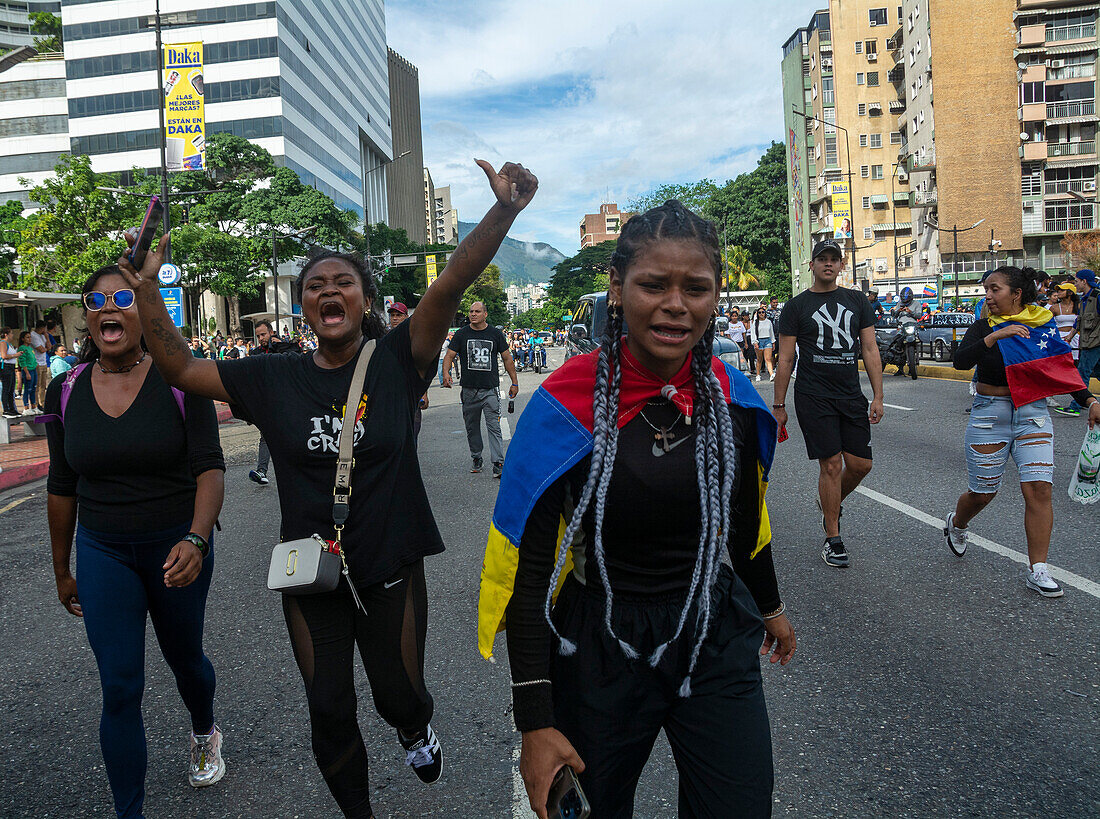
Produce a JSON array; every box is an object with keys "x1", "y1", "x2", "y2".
[
  {"x1": 283, "y1": 559, "x2": 433, "y2": 819},
  {"x1": 0, "y1": 364, "x2": 16, "y2": 414},
  {"x1": 551, "y1": 565, "x2": 773, "y2": 818}
]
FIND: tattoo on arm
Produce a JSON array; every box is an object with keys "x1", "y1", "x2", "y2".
[{"x1": 150, "y1": 317, "x2": 188, "y2": 358}]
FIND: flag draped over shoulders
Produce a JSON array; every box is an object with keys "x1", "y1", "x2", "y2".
[
  {"x1": 989, "y1": 305, "x2": 1085, "y2": 407},
  {"x1": 476, "y1": 347, "x2": 777, "y2": 660}
]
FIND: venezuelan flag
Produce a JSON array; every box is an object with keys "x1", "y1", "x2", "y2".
[
  {"x1": 922, "y1": 284, "x2": 937, "y2": 298},
  {"x1": 989, "y1": 305, "x2": 1085, "y2": 407},
  {"x1": 476, "y1": 351, "x2": 777, "y2": 660}
]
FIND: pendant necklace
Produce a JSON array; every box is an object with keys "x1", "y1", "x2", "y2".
[
  {"x1": 98, "y1": 352, "x2": 146, "y2": 374},
  {"x1": 637, "y1": 407, "x2": 683, "y2": 453}
]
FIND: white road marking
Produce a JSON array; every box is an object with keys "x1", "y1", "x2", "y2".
[
  {"x1": 882, "y1": 402, "x2": 915, "y2": 411},
  {"x1": 854, "y1": 485, "x2": 1100, "y2": 599},
  {"x1": 512, "y1": 741, "x2": 528, "y2": 817},
  {"x1": 502, "y1": 416, "x2": 512, "y2": 441}
]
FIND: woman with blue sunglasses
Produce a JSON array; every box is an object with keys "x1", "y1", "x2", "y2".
[{"x1": 42, "y1": 265, "x2": 227, "y2": 819}]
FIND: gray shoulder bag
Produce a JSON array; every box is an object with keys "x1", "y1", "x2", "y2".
[{"x1": 266, "y1": 340, "x2": 374, "y2": 614}]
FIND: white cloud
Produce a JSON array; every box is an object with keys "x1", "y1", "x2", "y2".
[{"x1": 387, "y1": 0, "x2": 811, "y2": 252}]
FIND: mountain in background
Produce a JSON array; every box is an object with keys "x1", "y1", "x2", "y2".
[{"x1": 457, "y1": 220, "x2": 567, "y2": 286}]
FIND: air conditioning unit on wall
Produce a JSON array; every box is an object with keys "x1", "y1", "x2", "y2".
[
  {"x1": 1084, "y1": 180, "x2": 1097, "y2": 191},
  {"x1": 1048, "y1": 59, "x2": 1065, "y2": 69}
]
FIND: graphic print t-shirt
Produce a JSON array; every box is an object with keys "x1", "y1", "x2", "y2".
[
  {"x1": 450, "y1": 324, "x2": 508, "y2": 390},
  {"x1": 777, "y1": 287, "x2": 876, "y2": 398},
  {"x1": 216, "y1": 321, "x2": 444, "y2": 587}
]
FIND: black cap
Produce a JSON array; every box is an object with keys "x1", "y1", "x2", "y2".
[{"x1": 811, "y1": 239, "x2": 843, "y2": 259}]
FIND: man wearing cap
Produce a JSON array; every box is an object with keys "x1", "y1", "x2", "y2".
[
  {"x1": 774, "y1": 239, "x2": 885, "y2": 569},
  {"x1": 1068, "y1": 269, "x2": 1100, "y2": 411},
  {"x1": 387, "y1": 301, "x2": 409, "y2": 330}
]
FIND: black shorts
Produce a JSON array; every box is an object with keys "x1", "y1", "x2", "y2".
[{"x1": 794, "y1": 391, "x2": 872, "y2": 461}]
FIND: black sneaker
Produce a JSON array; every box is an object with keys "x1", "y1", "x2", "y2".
[
  {"x1": 1054, "y1": 406, "x2": 1081, "y2": 417},
  {"x1": 821, "y1": 538, "x2": 849, "y2": 568},
  {"x1": 399, "y1": 724, "x2": 443, "y2": 784},
  {"x1": 470, "y1": 457, "x2": 483, "y2": 474},
  {"x1": 492, "y1": 462, "x2": 503, "y2": 479},
  {"x1": 249, "y1": 469, "x2": 269, "y2": 485}
]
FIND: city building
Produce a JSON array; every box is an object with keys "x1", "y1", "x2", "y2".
[
  {"x1": 0, "y1": 0, "x2": 53, "y2": 50},
  {"x1": 431, "y1": 184, "x2": 457, "y2": 244},
  {"x1": 385, "y1": 47, "x2": 425, "y2": 243},
  {"x1": 579, "y1": 202, "x2": 633, "y2": 248},
  {"x1": 423, "y1": 166, "x2": 434, "y2": 243},
  {"x1": 505, "y1": 281, "x2": 548, "y2": 317}
]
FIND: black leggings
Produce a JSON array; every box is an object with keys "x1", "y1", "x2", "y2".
[{"x1": 283, "y1": 559, "x2": 433, "y2": 819}]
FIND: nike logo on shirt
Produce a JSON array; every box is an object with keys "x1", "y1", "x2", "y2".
[
  {"x1": 383, "y1": 579, "x2": 404, "y2": 589},
  {"x1": 652, "y1": 436, "x2": 691, "y2": 457}
]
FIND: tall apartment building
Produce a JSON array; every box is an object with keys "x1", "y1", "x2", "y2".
[
  {"x1": 423, "y1": 166, "x2": 434, "y2": 242},
  {"x1": 431, "y1": 184, "x2": 457, "y2": 244},
  {"x1": 505, "y1": 281, "x2": 548, "y2": 317},
  {"x1": 579, "y1": 202, "x2": 633, "y2": 248},
  {"x1": 0, "y1": 1, "x2": 66, "y2": 209},
  {"x1": 1015, "y1": 1, "x2": 1099, "y2": 275},
  {"x1": 385, "y1": 48, "x2": 425, "y2": 242}
]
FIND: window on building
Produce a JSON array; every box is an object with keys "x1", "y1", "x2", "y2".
[
  {"x1": 915, "y1": 39, "x2": 922, "y2": 54},
  {"x1": 864, "y1": 227, "x2": 874, "y2": 239},
  {"x1": 858, "y1": 103, "x2": 867, "y2": 116},
  {"x1": 871, "y1": 165, "x2": 884, "y2": 179},
  {"x1": 865, "y1": 40, "x2": 877, "y2": 55},
  {"x1": 857, "y1": 72, "x2": 865, "y2": 85},
  {"x1": 1021, "y1": 81, "x2": 1044, "y2": 104},
  {"x1": 825, "y1": 135, "x2": 838, "y2": 166},
  {"x1": 867, "y1": 71, "x2": 880, "y2": 86},
  {"x1": 855, "y1": 41, "x2": 863, "y2": 53},
  {"x1": 812, "y1": 82, "x2": 818, "y2": 100},
  {"x1": 909, "y1": 49, "x2": 915, "y2": 66},
  {"x1": 863, "y1": 196, "x2": 871, "y2": 208},
  {"x1": 870, "y1": 133, "x2": 883, "y2": 148},
  {"x1": 861, "y1": 165, "x2": 870, "y2": 177},
  {"x1": 822, "y1": 77, "x2": 834, "y2": 104},
  {"x1": 918, "y1": 111, "x2": 925, "y2": 124},
  {"x1": 1047, "y1": 53, "x2": 1096, "y2": 81},
  {"x1": 917, "y1": 73, "x2": 924, "y2": 89},
  {"x1": 891, "y1": 131, "x2": 902, "y2": 144},
  {"x1": 824, "y1": 107, "x2": 837, "y2": 133},
  {"x1": 859, "y1": 134, "x2": 869, "y2": 147},
  {"x1": 912, "y1": 116, "x2": 919, "y2": 133},
  {"x1": 869, "y1": 8, "x2": 888, "y2": 26}
]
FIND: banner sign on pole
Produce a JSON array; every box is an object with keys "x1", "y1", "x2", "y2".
[
  {"x1": 163, "y1": 42, "x2": 205, "y2": 171},
  {"x1": 425, "y1": 254, "x2": 438, "y2": 288},
  {"x1": 831, "y1": 182, "x2": 852, "y2": 240},
  {"x1": 160, "y1": 287, "x2": 184, "y2": 327}
]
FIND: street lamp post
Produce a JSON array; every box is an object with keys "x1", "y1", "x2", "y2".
[
  {"x1": 363, "y1": 149, "x2": 412, "y2": 261},
  {"x1": 792, "y1": 106, "x2": 858, "y2": 286},
  {"x1": 271, "y1": 225, "x2": 317, "y2": 337}
]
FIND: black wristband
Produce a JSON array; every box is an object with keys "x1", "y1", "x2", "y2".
[
  {"x1": 183, "y1": 532, "x2": 209, "y2": 558},
  {"x1": 511, "y1": 680, "x2": 554, "y2": 732}
]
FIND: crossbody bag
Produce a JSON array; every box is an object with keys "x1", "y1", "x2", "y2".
[{"x1": 266, "y1": 340, "x2": 375, "y2": 614}]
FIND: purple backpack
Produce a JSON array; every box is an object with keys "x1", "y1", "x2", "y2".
[{"x1": 36, "y1": 363, "x2": 185, "y2": 425}]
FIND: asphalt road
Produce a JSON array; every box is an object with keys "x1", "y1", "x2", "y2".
[{"x1": 0, "y1": 352, "x2": 1096, "y2": 818}]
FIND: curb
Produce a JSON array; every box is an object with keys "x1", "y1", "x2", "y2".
[
  {"x1": 860, "y1": 361, "x2": 1100, "y2": 392},
  {"x1": 0, "y1": 403, "x2": 238, "y2": 493}
]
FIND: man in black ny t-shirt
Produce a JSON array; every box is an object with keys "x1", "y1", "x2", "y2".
[
  {"x1": 774, "y1": 239, "x2": 884, "y2": 569},
  {"x1": 441, "y1": 301, "x2": 519, "y2": 477}
]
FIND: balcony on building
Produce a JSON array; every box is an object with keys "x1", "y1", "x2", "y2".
[
  {"x1": 1046, "y1": 20, "x2": 1096, "y2": 44},
  {"x1": 1017, "y1": 23, "x2": 1047, "y2": 47},
  {"x1": 1021, "y1": 140, "x2": 1049, "y2": 161},
  {"x1": 1045, "y1": 215, "x2": 1095, "y2": 231},
  {"x1": 907, "y1": 149, "x2": 936, "y2": 172},
  {"x1": 1020, "y1": 101, "x2": 1048, "y2": 122},
  {"x1": 1044, "y1": 177, "x2": 1098, "y2": 196},
  {"x1": 908, "y1": 190, "x2": 938, "y2": 208},
  {"x1": 888, "y1": 64, "x2": 905, "y2": 85},
  {"x1": 889, "y1": 98, "x2": 907, "y2": 114},
  {"x1": 1048, "y1": 140, "x2": 1096, "y2": 158},
  {"x1": 1047, "y1": 99, "x2": 1096, "y2": 120}
]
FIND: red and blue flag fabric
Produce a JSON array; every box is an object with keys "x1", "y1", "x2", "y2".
[
  {"x1": 476, "y1": 346, "x2": 777, "y2": 659},
  {"x1": 989, "y1": 305, "x2": 1085, "y2": 407},
  {"x1": 922, "y1": 284, "x2": 937, "y2": 298}
]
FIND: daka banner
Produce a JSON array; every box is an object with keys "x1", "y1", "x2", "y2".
[
  {"x1": 831, "y1": 182, "x2": 852, "y2": 239},
  {"x1": 163, "y1": 42, "x2": 205, "y2": 171},
  {"x1": 425, "y1": 254, "x2": 438, "y2": 288}
]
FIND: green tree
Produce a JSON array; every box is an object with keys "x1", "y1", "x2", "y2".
[
  {"x1": 30, "y1": 12, "x2": 62, "y2": 52},
  {"x1": 704, "y1": 142, "x2": 791, "y2": 299},
  {"x1": 628, "y1": 179, "x2": 721, "y2": 216},
  {"x1": 513, "y1": 296, "x2": 571, "y2": 330},
  {"x1": 547, "y1": 240, "x2": 617, "y2": 306},
  {"x1": 18, "y1": 155, "x2": 156, "y2": 292},
  {"x1": 460, "y1": 263, "x2": 508, "y2": 326},
  {"x1": 722, "y1": 246, "x2": 761, "y2": 291},
  {"x1": 0, "y1": 200, "x2": 31, "y2": 286}
]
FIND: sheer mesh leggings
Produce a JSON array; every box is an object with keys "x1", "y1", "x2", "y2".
[{"x1": 283, "y1": 559, "x2": 433, "y2": 819}]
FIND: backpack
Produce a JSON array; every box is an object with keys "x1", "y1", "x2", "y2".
[{"x1": 36, "y1": 363, "x2": 185, "y2": 425}]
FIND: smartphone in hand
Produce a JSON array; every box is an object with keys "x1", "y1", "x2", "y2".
[
  {"x1": 547, "y1": 765, "x2": 590, "y2": 819},
  {"x1": 128, "y1": 195, "x2": 164, "y2": 270}
]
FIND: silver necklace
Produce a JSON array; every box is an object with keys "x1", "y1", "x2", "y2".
[{"x1": 637, "y1": 407, "x2": 683, "y2": 453}]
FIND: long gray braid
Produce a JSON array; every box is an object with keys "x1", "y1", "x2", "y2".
[{"x1": 541, "y1": 201, "x2": 740, "y2": 698}]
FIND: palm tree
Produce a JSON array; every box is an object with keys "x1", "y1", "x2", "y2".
[{"x1": 722, "y1": 246, "x2": 761, "y2": 291}]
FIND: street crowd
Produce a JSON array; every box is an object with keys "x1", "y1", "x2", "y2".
[{"x1": 15, "y1": 158, "x2": 1100, "y2": 819}]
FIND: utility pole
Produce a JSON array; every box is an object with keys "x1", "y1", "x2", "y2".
[{"x1": 153, "y1": 0, "x2": 171, "y2": 262}]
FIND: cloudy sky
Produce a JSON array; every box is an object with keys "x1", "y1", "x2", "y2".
[{"x1": 386, "y1": 1, "x2": 812, "y2": 254}]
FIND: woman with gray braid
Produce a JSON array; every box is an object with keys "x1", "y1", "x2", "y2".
[{"x1": 480, "y1": 201, "x2": 796, "y2": 818}]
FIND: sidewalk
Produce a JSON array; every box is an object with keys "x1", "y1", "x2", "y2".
[{"x1": 0, "y1": 404, "x2": 236, "y2": 492}]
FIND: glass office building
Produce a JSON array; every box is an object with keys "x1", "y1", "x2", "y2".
[{"x1": 58, "y1": 0, "x2": 391, "y2": 220}]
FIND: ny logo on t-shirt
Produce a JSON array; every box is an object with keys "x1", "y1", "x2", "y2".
[
  {"x1": 467, "y1": 339, "x2": 494, "y2": 371},
  {"x1": 812, "y1": 303, "x2": 856, "y2": 351}
]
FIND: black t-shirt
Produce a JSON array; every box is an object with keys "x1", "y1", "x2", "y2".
[
  {"x1": 216, "y1": 320, "x2": 444, "y2": 586},
  {"x1": 777, "y1": 286, "x2": 876, "y2": 398},
  {"x1": 449, "y1": 324, "x2": 508, "y2": 390},
  {"x1": 45, "y1": 364, "x2": 225, "y2": 534}
]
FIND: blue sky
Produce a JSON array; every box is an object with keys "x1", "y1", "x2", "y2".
[{"x1": 386, "y1": 1, "x2": 813, "y2": 254}]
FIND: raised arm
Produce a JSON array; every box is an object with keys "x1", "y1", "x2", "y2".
[
  {"x1": 409, "y1": 160, "x2": 538, "y2": 375},
  {"x1": 116, "y1": 235, "x2": 231, "y2": 403}
]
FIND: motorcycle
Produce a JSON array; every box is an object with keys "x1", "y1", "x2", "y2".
[{"x1": 878, "y1": 316, "x2": 920, "y2": 380}]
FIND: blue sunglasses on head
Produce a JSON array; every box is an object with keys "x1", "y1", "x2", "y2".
[{"x1": 84, "y1": 289, "x2": 135, "y2": 311}]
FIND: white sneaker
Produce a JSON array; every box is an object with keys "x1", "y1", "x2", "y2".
[
  {"x1": 755, "y1": 374, "x2": 762, "y2": 382},
  {"x1": 189, "y1": 726, "x2": 226, "y2": 787},
  {"x1": 1025, "y1": 563, "x2": 1063, "y2": 598},
  {"x1": 769, "y1": 372, "x2": 776, "y2": 381},
  {"x1": 943, "y1": 512, "x2": 968, "y2": 557}
]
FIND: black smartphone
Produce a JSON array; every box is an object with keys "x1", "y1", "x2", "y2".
[
  {"x1": 128, "y1": 195, "x2": 164, "y2": 270},
  {"x1": 547, "y1": 766, "x2": 590, "y2": 819}
]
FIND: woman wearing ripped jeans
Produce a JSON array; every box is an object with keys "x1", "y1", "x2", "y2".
[{"x1": 945, "y1": 266, "x2": 1099, "y2": 598}]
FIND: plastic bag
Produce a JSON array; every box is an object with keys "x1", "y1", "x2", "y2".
[{"x1": 1068, "y1": 426, "x2": 1100, "y2": 505}]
